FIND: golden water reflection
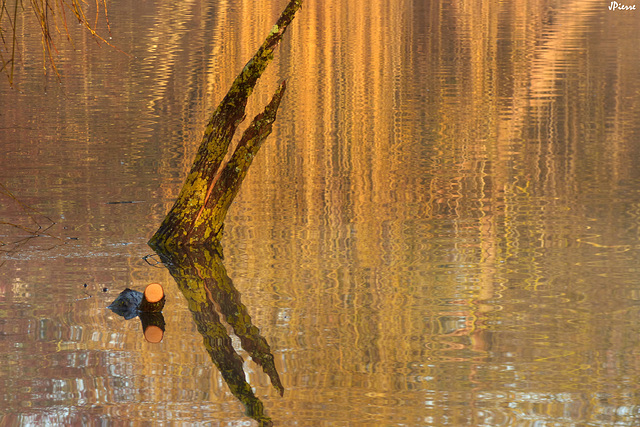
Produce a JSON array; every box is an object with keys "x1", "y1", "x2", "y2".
[{"x1": 0, "y1": 0, "x2": 639, "y2": 425}]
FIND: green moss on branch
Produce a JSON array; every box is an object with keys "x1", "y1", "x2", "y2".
[{"x1": 150, "y1": 0, "x2": 303, "y2": 249}]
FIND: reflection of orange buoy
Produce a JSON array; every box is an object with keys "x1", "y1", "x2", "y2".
[
  {"x1": 140, "y1": 312, "x2": 166, "y2": 343},
  {"x1": 139, "y1": 283, "x2": 166, "y2": 312},
  {"x1": 144, "y1": 325, "x2": 165, "y2": 343}
]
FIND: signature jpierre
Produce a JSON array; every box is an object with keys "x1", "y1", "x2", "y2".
[{"x1": 609, "y1": 1, "x2": 636, "y2": 10}]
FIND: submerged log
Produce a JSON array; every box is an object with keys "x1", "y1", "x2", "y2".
[{"x1": 149, "y1": 0, "x2": 303, "y2": 249}]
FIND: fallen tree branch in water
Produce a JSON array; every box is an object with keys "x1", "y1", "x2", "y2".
[
  {"x1": 149, "y1": 0, "x2": 303, "y2": 250},
  {"x1": 187, "y1": 81, "x2": 287, "y2": 242}
]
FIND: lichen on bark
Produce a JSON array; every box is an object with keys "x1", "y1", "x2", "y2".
[{"x1": 149, "y1": 0, "x2": 303, "y2": 250}]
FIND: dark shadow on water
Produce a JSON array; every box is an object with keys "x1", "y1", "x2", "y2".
[{"x1": 150, "y1": 242, "x2": 284, "y2": 426}]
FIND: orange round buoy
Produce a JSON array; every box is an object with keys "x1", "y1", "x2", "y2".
[
  {"x1": 144, "y1": 325, "x2": 164, "y2": 343},
  {"x1": 144, "y1": 283, "x2": 164, "y2": 303}
]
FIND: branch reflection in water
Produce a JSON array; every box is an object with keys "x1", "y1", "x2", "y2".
[{"x1": 152, "y1": 243, "x2": 283, "y2": 426}]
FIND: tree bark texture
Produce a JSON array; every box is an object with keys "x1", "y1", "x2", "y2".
[{"x1": 149, "y1": 0, "x2": 303, "y2": 249}]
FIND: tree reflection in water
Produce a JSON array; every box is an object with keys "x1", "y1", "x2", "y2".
[{"x1": 152, "y1": 243, "x2": 283, "y2": 426}]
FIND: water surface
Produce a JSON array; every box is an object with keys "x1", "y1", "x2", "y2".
[{"x1": 1, "y1": 0, "x2": 640, "y2": 425}]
